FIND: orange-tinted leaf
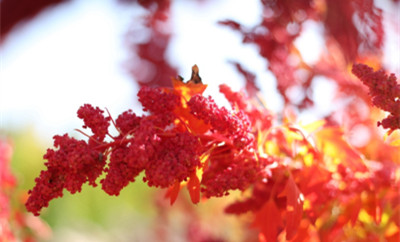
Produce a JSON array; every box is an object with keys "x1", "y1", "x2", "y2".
[
  {"x1": 165, "y1": 180, "x2": 181, "y2": 205},
  {"x1": 336, "y1": 196, "x2": 362, "y2": 227},
  {"x1": 344, "y1": 196, "x2": 362, "y2": 226},
  {"x1": 283, "y1": 175, "x2": 304, "y2": 240},
  {"x1": 289, "y1": 219, "x2": 319, "y2": 242},
  {"x1": 252, "y1": 199, "x2": 283, "y2": 242},
  {"x1": 299, "y1": 165, "x2": 330, "y2": 198},
  {"x1": 170, "y1": 66, "x2": 211, "y2": 134},
  {"x1": 386, "y1": 230, "x2": 400, "y2": 242},
  {"x1": 174, "y1": 106, "x2": 211, "y2": 134},
  {"x1": 187, "y1": 171, "x2": 200, "y2": 204},
  {"x1": 171, "y1": 69, "x2": 209, "y2": 134},
  {"x1": 315, "y1": 127, "x2": 367, "y2": 172}
]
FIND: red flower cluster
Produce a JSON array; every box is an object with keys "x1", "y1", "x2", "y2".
[
  {"x1": 219, "y1": 84, "x2": 273, "y2": 131},
  {"x1": 26, "y1": 134, "x2": 106, "y2": 215},
  {"x1": 26, "y1": 74, "x2": 268, "y2": 216},
  {"x1": 188, "y1": 95, "x2": 254, "y2": 149},
  {"x1": 77, "y1": 104, "x2": 111, "y2": 141},
  {"x1": 352, "y1": 63, "x2": 400, "y2": 131},
  {"x1": 200, "y1": 150, "x2": 259, "y2": 198}
]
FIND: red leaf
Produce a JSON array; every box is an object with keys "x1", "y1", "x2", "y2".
[
  {"x1": 283, "y1": 175, "x2": 304, "y2": 240},
  {"x1": 289, "y1": 219, "x2": 316, "y2": 242},
  {"x1": 364, "y1": 191, "x2": 383, "y2": 224},
  {"x1": 187, "y1": 171, "x2": 200, "y2": 204},
  {"x1": 252, "y1": 199, "x2": 283, "y2": 242},
  {"x1": 345, "y1": 196, "x2": 362, "y2": 226},
  {"x1": 386, "y1": 230, "x2": 400, "y2": 242},
  {"x1": 165, "y1": 180, "x2": 181, "y2": 205}
]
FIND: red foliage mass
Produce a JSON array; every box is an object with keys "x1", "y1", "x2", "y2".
[
  {"x1": 25, "y1": 72, "x2": 400, "y2": 241},
  {"x1": 125, "y1": 0, "x2": 178, "y2": 87},
  {"x1": 219, "y1": 0, "x2": 385, "y2": 109},
  {"x1": 324, "y1": 0, "x2": 383, "y2": 62}
]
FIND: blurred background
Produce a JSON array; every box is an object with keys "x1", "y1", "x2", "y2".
[
  {"x1": 0, "y1": 0, "x2": 399, "y2": 241},
  {"x1": 1, "y1": 0, "x2": 275, "y2": 141}
]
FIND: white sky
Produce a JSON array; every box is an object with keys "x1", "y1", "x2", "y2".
[
  {"x1": 0, "y1": 0, "x2": 398, "y2": 143},
  {"x1": 0, "y1": 0, "x2": 137, "y2": 141},
  {"x1": 0, "y1": 0, "x2": 274, "y2": 142}
]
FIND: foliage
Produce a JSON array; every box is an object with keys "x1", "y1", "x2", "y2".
[{"x1": 1, "y1": 0, "x2": 400, "y2": 241}]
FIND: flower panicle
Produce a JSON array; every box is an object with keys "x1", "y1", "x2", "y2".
[
  {"x1": 26, "y1": 71, "x2": 270, "y2": 216},
  {"x1": 352, "y1": 63, "x2": 400, "y2": 131}
]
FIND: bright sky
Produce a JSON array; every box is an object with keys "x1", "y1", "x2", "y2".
[
  {"x1": 0, "y1": 0, "x2": 276, "y2": 142},
  {"x1": 0, "y1": 0, "x2": 136, "y2": 141},
  {"x1": 0, "y1": 0, "x2": 398, "y2": 143}
]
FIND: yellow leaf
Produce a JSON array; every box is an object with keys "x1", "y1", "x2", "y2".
[{"x1": 300, "y1": 120, "x2": 326, "y2": 133}]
